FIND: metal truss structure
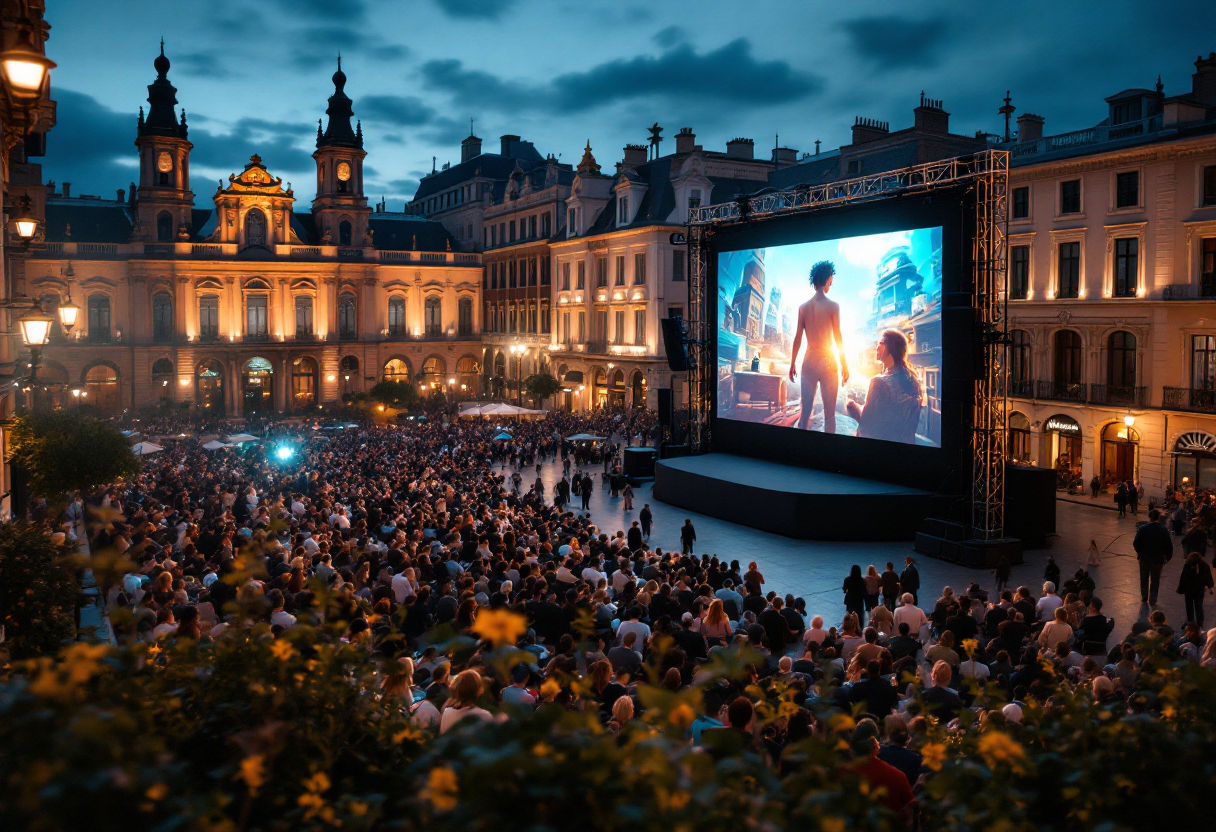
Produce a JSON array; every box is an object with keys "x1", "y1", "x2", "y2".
[{"x1": 685, "y1": 150, "x2": 1010, "y2": 539}]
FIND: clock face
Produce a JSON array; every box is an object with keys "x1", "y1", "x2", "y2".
[
  {"x1": 336, "y1": 162, "x2": 351, "y2": 182},
  {"x1": 157, "y1": 151, "x2": 173, "y2": 173}
]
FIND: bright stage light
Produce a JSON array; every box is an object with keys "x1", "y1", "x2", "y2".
[{"x1": 274, "y1": 445, "x2": 295, "y2": 461}]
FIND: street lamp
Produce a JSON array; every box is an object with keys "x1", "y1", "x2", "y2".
[
  {"x1": 57, "y1": 291, "x2": 79, "y2": 333},
  {"x1": 509, "y1": 343, "x2": 525, "y2": 405},
  {"x1": 0, "y1": 19, "x2": 55, "y2": 104},
  {"x1": 9, "y1": 195, "x2": 37, "y2": 247},
  {"x1": 17, "y1": 306, "x2": 53, "y2": 384}
]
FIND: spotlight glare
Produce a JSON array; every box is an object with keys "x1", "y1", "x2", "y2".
[{"x1": 274, "y1": 445, "x2": 295, "y2": 461}]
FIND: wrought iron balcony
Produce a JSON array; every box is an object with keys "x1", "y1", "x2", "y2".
[
  {"x1": 1036, "y1": 380, "x2": 1086, "y2": 403},
  {"x1": 1163, "y1": 387, "x2": 1216, "y2": 414},
  {"x1": 243, "y1": 332, "x2": 272, "y2": 343},
  {"x1": 1089, "y1": 384, "x2": 1147, "y2": 407}
]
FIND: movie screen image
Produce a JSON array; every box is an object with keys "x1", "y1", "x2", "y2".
[{"x1": 716, "y1": 226, "x2": 943, "y2": 447}]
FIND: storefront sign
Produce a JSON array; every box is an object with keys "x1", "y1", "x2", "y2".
[{"x1": 1045, "y1": 416, "x2": 1080, "y2": 434}]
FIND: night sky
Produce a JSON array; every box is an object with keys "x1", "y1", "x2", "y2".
[{"x1": 40, "y1": 0, "x2": 1216, "y2": 206}]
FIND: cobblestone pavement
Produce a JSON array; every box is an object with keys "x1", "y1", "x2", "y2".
[{"x1": 524, "y1": 451, "x2": 1189, "y2": 650}]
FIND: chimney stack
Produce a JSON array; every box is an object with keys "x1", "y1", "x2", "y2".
[
  {"x1": 129, "y1": 182, "x2": 137, "y2": 204},
  {"x1": 1016, "y1": 113, "x2": 1045, "y2": 143},
  {"x1": 772, "y1": 147, "x2": 799, "y2": 168},
  {"x1": 461, "y1": 134, "x2": 482, "y2": 163},
  {"x1": 499, "y1": 134, "x2": 521, "y2": 156},
  {"x1": 1193, "y1": 52, "x2": 1216, "y2": 106},
  {"x1": 622, "y1": 144, "x2": 647, "y2": 167},
  {"x1": 117, "y1": 189, "x2": 125, "y2": 203},
  {"x1": 913, "y1": 93, "x2": 950, "y2": 134},
  {"x1": 675, "y1": 127, "x2": 697, "y2": 154},
  {"x1": 62, "y1": 182, "x2": 71, "y2": 197},
  {"x1": 725, "y1": 137, "x2": 754, "y2": 160},
  {"x1": 851, "y1": 117, "x2": 889, "y2": 145}
]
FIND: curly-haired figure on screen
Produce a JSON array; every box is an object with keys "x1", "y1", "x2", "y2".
[
  {"x1": 846, "y1": 329, "x2": 925, "y2": 444},
  {"x1": 788, "y1": 260, "x2": 849, "y2": 432}
]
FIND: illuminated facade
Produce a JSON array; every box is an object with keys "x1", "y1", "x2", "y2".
[{"x1": 21, "y1": 49, "x2": 482, "y2": 417}]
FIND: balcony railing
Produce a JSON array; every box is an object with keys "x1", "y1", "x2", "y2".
[
  {"x1": 585, "y1": 340, "x2": 608, "y2": 354},
  {"x1": 1089, "y1": 384, "x2": 1147, "y2": 407},
  {"x1": 1036, "y1": 380, "x2": 1086, "y2": 403},
  {"x1": 1001, "y1": 378, "x2": 1035, "y2": 398},
  {"x1": 1163, "y1": 387, "x2": 1216, "y2": 414},
  {"x1": 243, "y1": 333, "x2": 271, "y2": 343}
]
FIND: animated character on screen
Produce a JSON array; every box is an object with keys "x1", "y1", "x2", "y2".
[
  {"x1": 845, "y1": 329, "x2": 925, "y2": 443},
  {"x1": 788, "y1": 260, "x2": 849, "y2": 432}
]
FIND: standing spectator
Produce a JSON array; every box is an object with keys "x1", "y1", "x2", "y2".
[
  {"x1": 1176, "y1": 551, "x2": 1214, "y2": 626},
  {"x1": 1133, "y1": 509, "x2": 1173, "y2": 605},
  {"x1": 639, "y1": 503, "x2": 653, "y2": 539},
  {"x1": 842, "y1": 565, "x2": 867, "y2": 621},
  {"x1": 899, "y1": 557, "x2": 921, "y2": 605},
  {"x1": 880, "y1": 562, "x2": 901, "y2": 610},
  {"x1": 680, "y1": 519, "x2": 697, "y2": 555},
  {"x1": 863, "y1": 565, "x2": 881, "y2": 612}
]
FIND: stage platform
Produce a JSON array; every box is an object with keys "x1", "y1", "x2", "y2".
[{"x1": 652, "y1": 453, "x2": 937, "y2": 541}]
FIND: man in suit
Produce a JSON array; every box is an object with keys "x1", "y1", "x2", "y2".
[
  {"x1": 1133, "y1": 509, "x2": 1173, "y2": 605},
  {"x1": 900, "y1": 557, "x2": 920, "y2": 605}
]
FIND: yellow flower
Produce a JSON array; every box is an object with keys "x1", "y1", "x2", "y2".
[
  {"x1": 350, "y1": 801, "x2": 369, "y2": 817},
  {"x1": 961, "y1": 638, "x2": 979, "y2": 657},
  {"x1": 532, "y1": 742, "x2": 552, "y2": 757},
  {"x1": 145, "y1": 783, "x2": 169, "y2": 801},
  {"x1": 921, "y1": 742, "x2": 947, "y2": 772},
  {"x1": 668, "y1": 702, "x2": 696, "y2": 730},
  {"x1": 298, "y1": 792, "x2": 325, "y2": 819},
  {"x1": 978, "y1": 731, "x2": 1026, "y2": 772},
  {"x1": 239, "y1": 755, "x2": 266, "y2": 795},
  {"x1": 27, "y1": 643, "x2": 111, "y2": 701},
  {"x1": 421, "y1": 766, "x2": 459, "y2": 812},
  {"x1": 821, "y1": 819, "x2": 846, "y2": 832},
  {"x1": 303, "y1": 771, "x2": 331, "y2": 794},
  {"x1": 469, "y1": 608, "x2": 528, "y2": 647},
  {"x1": 270, "y1": 639, "x2": 297, "y2": 662},
  {"x1": 298, "y1": 771, "x2": 331, "y2": 819},
  {"x1": 539, "y1": 678, "x2": 562, "y2": 699}
]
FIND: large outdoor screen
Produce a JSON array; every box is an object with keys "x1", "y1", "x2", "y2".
[{"x1": 716, "y1": 226, "x2": 943, "y2": 447}]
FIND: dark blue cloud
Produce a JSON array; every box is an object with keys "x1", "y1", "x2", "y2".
[
  {"x1": 421, "y1": 39, "x2": 820, "y2": 115},
  {"x1": 288, "y1": 26, "x2": 409, "y2": 72},
  {"x1": 276, "y1": 0, "x2": 368, "y2": 21},
  {"x1": 840, "y1": 16, "x2": 950, "y2": 70},
  {"x1": 432, "y1": 0, "x2": 515, "y2": 20},
  {"x1": 652, "y1": 26, "x2": 686, "y2": 48},
  {"x1": 174, "y1": 50, "x2": 234, "y2": 79},
  {"x1": 360, "y1": 95, "x2": 436, "y2": 126}
]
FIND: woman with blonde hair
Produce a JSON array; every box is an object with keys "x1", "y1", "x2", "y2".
[
  {"x1": 439, "y1": 670, "x2": 494, "y2": 733},
  {"x1": 608, "y1": 694, "x2": 635, "y2": 734},
  {"x1": 701, "y1": 598, "x2": 733, "y2": 643},
  {"x1": 384, "y1": 657, "x2": 440, "y2": 728}
]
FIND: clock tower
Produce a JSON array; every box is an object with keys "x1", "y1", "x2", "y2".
[
  {"x1": 134, "y1": 41, "x2": 194, "y2": 243},
  {"x1": 312, "y1": 58, "x2": 369, "y2": 247}
]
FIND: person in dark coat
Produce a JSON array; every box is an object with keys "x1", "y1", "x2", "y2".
[
  {"x1": 1176, "y1": 551, "x2": 1214, "y2": 627},
  {"x1": 1133, "y1": 509, "x2": 1173, "y2": 605},
  {"x1": 880, "y1": 562, "x2": 901, "y2": 610},
  {"x1": 1115, "y1": 481, "x2": 1128, "y2": 518},
  {"x1": 1090, "y1": 476, "x2": 1100, "y2": 498},
  {"x1": 899, "y1": 557, "x2": 920, "y2": 605},
  {"x1": 842, "y1": 564, "x2": 867, "y2": 620}
]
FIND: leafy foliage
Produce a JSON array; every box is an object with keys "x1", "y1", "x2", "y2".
[
  {"x1": 0, "y1": 522, "x2": 79, "y2": 658},
  {"x1": 6, "y1": 411, "x2": 139, "y2": 506},
  {"x1": 523, "y1": 372, "x2": 562, "y2": 407},
  {"x1": 366, "y1": 381, "x2": 420, "y2": 410}
]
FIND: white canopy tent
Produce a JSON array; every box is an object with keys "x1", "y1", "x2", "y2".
[{"x1": 131, "y1": 441, "x2": 165, "y2": 456}]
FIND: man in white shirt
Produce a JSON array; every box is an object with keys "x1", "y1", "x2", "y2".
[
  {"x1": 268, "y1": 590, "x2": 297, "y2": 629},
  {"x1": 150, "y1": 608, "x2": 178, "y2": 641},
  {"x1": 892, "y1": 594, "x2": 929, "y2": 632},
  {"x1": 302, "y1": 532, "x2": 321, "y2": 556},
  {"x1": 1035, "y1": 582, "x2": 1064, "y2": 621},
  {"x1": 581, "y1": 556, "x2": 607, "y2": 586},
  {"x1": 616, "y1": 607, "x2": 651, "y2": 651},
  {"x1": 291, "y1": 495, "x2": 306, "y2": 518},
  {"x1": 391, "y1": 568, "x2": 416, "y2": 604},
  {"x1": 803, "y1": 615, "x2": 828, "y2": 646},
  {"x1": 612, "y1": 563, "x2": 635, "y2": 595},
  {"x1": 555, "y1": 559, "x2": 579, "y2": 585},
  {"x1": 329, "y1": 507, "x2": 351, "y2": 530}
]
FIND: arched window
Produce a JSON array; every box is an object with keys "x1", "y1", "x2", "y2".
[
  {"x1": 383, "y1": 357, "x2": 411, "y2": 384},
  {"x1": 340, "y1": 355, "x2": 359, "y2": 397},
  {"x1": 339, "y1": 220, "x2": 352, "y2": 247},
  {"x1": 242, "y1": 357, "x2": 273, "y2": 413},
  {"x1": 152, "y1": 292, "x2": 174, "y2": 342},
  {"x1": 338, "y1": 292, "x2": 357, "y2": 339},
  {"x1": 244, "y1": 208, "x2": 267, "y2": 247},
  {"x1": 157, "y1": 212, "x2": 173, "y2": 242},
  {"x1": 1053, "y1": 330, "x2": 1083, "y2": 399},
  {"x1": 85, "y1": 364, "x2": 120, "y2": 415},
  {"x1": 152, "y1": 358, "x2": 174, "y2": 404},
  {"x1": 458, "y1": 297, "x2": 473, "y2": 336},
  {"x1": 425, "y1": 296, "x2": 442, "y2": 337},
  {"x1": 388, "y1": 296, "x2": 406, "y2": 336},
  {"x1": 421, "y1": 356, "x2": 446, "y2": 389},
  {"x1": 1107, "y1": 331, "x2": 1137, "y2": 389},
  {"x1": 1008, "y1": 411, "x2": 1032, "y2": 463},
  {"x1": 1008, "y1": 329, "x2": 1032, "y2": 396},
  {"x1": 87, "y1": 295, "x2": 111, "y2": 343},
  {"x1": 292, "y1": 356, "x2": 318, "y2": 410},
  {"x1": 196, "y1": 359, "x2": 224, "y2": 414}
]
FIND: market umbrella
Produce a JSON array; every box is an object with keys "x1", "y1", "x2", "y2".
[
  {"x1": 201, "y1": 440, "x2": 232, "y2": 450},
  {"x1": 566, "y1": 433, "x2": 606, "y2": 442},
  {"x1": 225, "y1": 433, "x2": 259, "y2": 443},
  {"x1": 493, "y1": 432, "x2": 513, "y2": 440},
  {"x1": 131, "y1": 441, "x2": 164, "y2": 456}
]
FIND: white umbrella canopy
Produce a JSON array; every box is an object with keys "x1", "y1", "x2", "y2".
[
  {"x1": 131, "y1": 441, "x2": 164, "y2": 456},
  {"x1": 201, "y1": 440, "x2": 232, "y2": 450},
  {"x1": 566, "y1": 433, "x2": 606, "y2": 442},
  {"x1": 225, "y1": 433, "x2": 259, "y2": 443}
]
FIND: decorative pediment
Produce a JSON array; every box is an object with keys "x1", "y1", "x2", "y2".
[{"x1": 219, "y1": 155, "x2": 293, "y2": 197}]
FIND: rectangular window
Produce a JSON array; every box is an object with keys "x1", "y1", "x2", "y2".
[
  {"x1": 246, "y1": 295, "x2": 268, "y2": 337},
  {"x1": 528, "y1": 258, "x2": 537, "y2": 286},
  {"x1": 499, "y1": 222, "x2": 505, "y2": 244},
  {"x1": 1012, "y1": 186, "x2": 1029, "y2": 219},
  {"x1": 1010, "y1": 245, "x2": 1029, "y2": 299},
  {"x1": 614, "y1": 310, "x2": 626, "y2": 344},
  {"x1": 509, "y1": 220, "x2": 516, "y2": 242},
  {"x1": 152, "y1": 295, "x2": 174, "y2": 342},
  {"x1": 1113, "y1": 238, "x2": 1139, "y2": 297},
  {"x1": 1060, "y1": 179, "x2": 1081, "y2": 214},
  {"x1": 199, "y1": 295, "x2": 219, "y2": 338},
  {"x1": 541, "y1": 305, "x2": 550, "y2": 334},
  {"x1": 1058, "y1": 241, "x2": 1080, "y2": 299},
  {"x1": 529, "y1": 215, "x2": 537, "y2": 238},
  {"x1": 388, "y1": 297, "x2": 405, "y2": 336},
  {"x1": 673, "y1": 249, "x2": 686, "y2": 282},
  {"x1": 577, "y1": 311, "x2": 585, "y2": 342},
  {"x1": 619, "y1": 196, "x2": 629, "y2": 225},
  {"x1": 576, "y1": 261, "x2": 586, "y2": 290},
  {"x1": 540, "y1": 256, "x2": 550, "y2": 285},
  {"x1": 615, "y1": 255, "x2": 625, "y2": 286},
  {"x1": 634, "y1": 309, "x2": 646, "y2": 345},
  {"x1": 562, "y1": 262, "x2": 571, "y2": 291},
  {"x1": 667, "y1": 305, "x2": 684, "y2": 319},
  {"x1": 509, "y1": 306, "x2": 517, "y2": 333},
  {"x1": 689, "y1": 188, "x2": 701, "y2": 211},
  {"x1": 490, "y1": 225, "x2": 496, "y2": 247},
  {"x1": 1202, "y1": 238, "x2": 1216, "y2": 298},
  {"x1": 595, "y1": 310, "x2": 607, "y2": 342},
  {"x1": 489, "y1": 262, "x2": 497, "y2": 290},
  {"x1": 634, "y1": 252, "x2": 646, "y2": 285},
  {"x1": 847, "y1": 160, "x2": 860, "y2": 175},
  {"x1": 567, "y1": 208, "x2": 576, "y2": 235},
  {"x1": 1205, "y1": 166, "x2": 1216, "y2": 207},
  {"x1": 541, "y1": 212, "x2": 551, "y2": 237},
  {"x1": 596, "y1": 257, "x2": 608, "y2": 288},
  {"x1": 508, "y1": 260, "x2": 517, "y2": 288},
  {"x1": 1193, "y1": 335, "x2": 1216, "y2": 391},
  {"x1": 1116, "y1": 171, "x2": 1139, "y2": 209},
  {"x1": 295, "y1": 296, "x2": 313, "y2": 336}
]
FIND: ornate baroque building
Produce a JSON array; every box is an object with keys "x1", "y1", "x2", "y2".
[
  {"x1": 998, "y1": 50, "x2": 1216, "y2": 496},
  {"x1": 23, "y1": 50, "x2": 482, "y2": 417}
]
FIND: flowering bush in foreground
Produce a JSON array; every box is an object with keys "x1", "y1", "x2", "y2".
[{"x1": 2, "y1": 607, "x2": 1215, "y2": 832}]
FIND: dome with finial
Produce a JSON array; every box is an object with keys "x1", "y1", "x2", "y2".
[
  {"x1": 154, "y1": 38, "x2": 170, "y2": 77},
  {"x1": 332, "y1": 55, "x2": 346, "y2": 91},
  {"x1": 140, "y1": 40, "x2": 187, "y2": 139},
  {"x1": 577, "y1": 140, "x2": 601, "y2": 175},
  {"x1": 317, "y1": 56, "x2": 361, "y2": 149}
]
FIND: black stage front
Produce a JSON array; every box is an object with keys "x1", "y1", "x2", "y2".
[{"x1": 652, "y1": 454, "x2": 936, "y2": 542}]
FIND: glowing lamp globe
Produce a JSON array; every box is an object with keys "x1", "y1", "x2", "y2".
[
  {"x1": 0, "y1": 23, "x2": 55, "y2": 101},
  {"x1": 17, "y1": 308, "x2": 53, "y2": 346},
  {"x1": 57, "y1": 297, "x2": 80, "y2": 332}
]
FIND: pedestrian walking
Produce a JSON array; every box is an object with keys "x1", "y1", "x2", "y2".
[
  {"x1": 994, "y1": 554, "x2": 1011, "y2": 593},
  {"x1": 1177, "y1": 551, "x2": 1214, "y2": 627},
  {"x1": 1133, "y1": 508, "x2": 1173, "y2": 605},
  {"x1": 622, "y1": 483, "x2": 634, "y2": 511},
  {"x1": 639, "y1": 504, "x2": 653, "y2": 539},
  {"x1": 1086, "y1": 540, "x2": 1101, "y2": 568},
  {"x1": 680, "y1": 519, "x2": 696, "y2": 555}
]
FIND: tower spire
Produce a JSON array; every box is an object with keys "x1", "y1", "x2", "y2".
[
  {"x1": 140, "y1": 41, "x2": 185, "y2": 138},
  {"x1": 317, "y1": 56, "x2": 360, "y2": 148}
]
